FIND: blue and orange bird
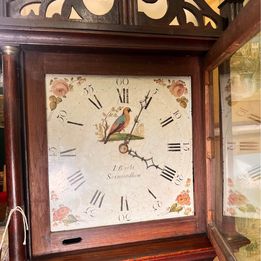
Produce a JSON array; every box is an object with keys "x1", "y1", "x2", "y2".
[{"x1": 104, "y1": 107, "x2": 131, "y2": 144}]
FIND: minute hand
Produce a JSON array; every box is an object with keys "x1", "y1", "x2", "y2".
[{"x1": 124, "y1": 91, "x2": 152, "y2": 144}]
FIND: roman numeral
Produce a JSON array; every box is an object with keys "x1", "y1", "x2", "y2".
[
  {"x1": 168, "y1": 143, "x2": 181, "y2": 151},
  {"x1": 117, "y1": 88, "x2": 129, "y2": 103},
  {"x1": 88, "y1": 95, "x2": 102, "y2": 109},
  {"x1": 227, "y1": 141, "x2": 260, "y2": 152},
  {"x1": 160, "y1": 116, "x2": 174, "y2": 127},
  {"x1": 90, "y1": 190, "x2": 105, "y2": 208},
  {"x1": 60, "y1": 148, "x2": 76, "y2": 157},
  {"x1": 160, "y1": 110, "x2": 182, "y2": 127},
  {"x1": 67, "y1": 120, "x2": 84, "y2": 126},
  {"x1": 67, "y1": 170, "x2": 86, "y2": 191},
  {"x1": 248, "y1": 113, "x2": 261, "y2": 124},
  {"x1": 161, "y1": 166, "x2": 176, "y2": 181},
  {"x1": 238, "y1": 107, "x2": 261, "y2": 124},
  {"x1": 239, "y1": 141, "x2": 259, "y2": 151},
  {"x1": 147, "y1": 189, "x2": 157, "y2": 199},
  {"x1": 248, "y1": 166, "x2": 261, "y2": 182},
  {"x1": 120, "y1": 196, "x2": 129, "y2": 211},
  {"x1": 168, "y1": 142, "x2": 190, "y2": 152}
]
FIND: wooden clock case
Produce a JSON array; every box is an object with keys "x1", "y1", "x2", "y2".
[
  {"x1": 0, "y1": 0, "x2": 260, "y2": 260},
  {"x1": 23, "y1": 48, "x2": 205, "y2": 257}
]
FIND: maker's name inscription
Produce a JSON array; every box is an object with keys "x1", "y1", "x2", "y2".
[{"x1": 107, "y1": 164, "x2": 140, "y2": 179}]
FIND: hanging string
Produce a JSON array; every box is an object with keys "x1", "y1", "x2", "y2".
[{"x1": 0, "y1": 206, "x2": 29, "y2": 251}]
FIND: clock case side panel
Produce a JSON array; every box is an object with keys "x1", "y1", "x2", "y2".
[
  {"x1": 23, "y1": 49, "x2": 206, "y2": 257},
  {"x1": 23, "y1": 52, "x2": 51, "y2": 256}
]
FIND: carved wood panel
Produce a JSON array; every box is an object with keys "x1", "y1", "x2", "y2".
[
  {"x1": 3, "y1": 0, "x2": 224, "y2": 34},
  {"x1": 8, "y1": 0, "x2": 123, "y2": 24}
]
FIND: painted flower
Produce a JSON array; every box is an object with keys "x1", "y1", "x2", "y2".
[
  {"x1": 228, "y1": 191, "x2": 247, "y2": 206},
  {"x1": 176, "y1": 191, "x2": 191, "y2": 206},
  {"x1": 168, "y1": 80, "x2": 188, "y2": 97},
  {"x1": 53, "y1": 205, "x2": 70, "y2": 222},
  {"x1": 51, "y1": 79, "x2": 70, "y2": 97}
]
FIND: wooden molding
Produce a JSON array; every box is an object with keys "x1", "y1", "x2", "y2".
[
  {"x1": 33, "y1": 234, "x2": 216, "y2": 261},
  {"x1": 204, "y1": 0, "x2": 261, "y2": 70},
  {"x1": 208, "y1": 224, "x2": 236, "y2": 261}
]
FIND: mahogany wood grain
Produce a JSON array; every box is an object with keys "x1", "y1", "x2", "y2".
[
  {"x1": 2, "y1": 48, "x2": 26, "y2": 260},
  {"x1": 23, "y1": 49, "x2": 207, "y2": 257},
  {"x1": 34, "y1": 234, "x2": 215, "y2": 261},
  {"x1": 204, "y1": 71, "x2": 215, "y2": 225},
  {"x1": 204, "y1": 0, "x2": 261, "y2": 71},
  {"x1": 208, "y1": 224, "x2": 236, "y2": 261}
]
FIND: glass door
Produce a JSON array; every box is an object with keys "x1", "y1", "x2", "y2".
[
  {"x1": 204, "y1": 1, "x2": 260, "y2": 260},
  {"x1": 215, "y1": 32, "x2": 260, "y2": 260}
]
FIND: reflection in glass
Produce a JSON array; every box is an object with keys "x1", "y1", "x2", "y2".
[{"x1": 219, "y1": 32, "x2": 260, "y2": 260}]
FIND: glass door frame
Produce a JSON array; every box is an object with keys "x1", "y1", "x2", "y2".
[{"x1": 203, "y1": 0, "x2": 260, "y2": 260}]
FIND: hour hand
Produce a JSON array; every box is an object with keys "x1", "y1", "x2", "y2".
[
  {"x1": 123, "y1": 147, "x2": 182, "y2": 184},
  {"x1": 127, "y1": 148, "x2": 162, "y2": 171}
]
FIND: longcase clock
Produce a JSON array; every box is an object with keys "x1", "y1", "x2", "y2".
[{"x1": 24, "y1": 50, "x2": 205, "y2": 257}]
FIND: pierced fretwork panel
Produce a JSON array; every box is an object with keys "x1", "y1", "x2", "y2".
[
  {"x1": 6, "y1": 0, "x2": 223, "y2": 31},
  {"x1": 138, "y1": 0, "x2": 223, "y2": 29},
  {"x1": 8, "y1": 0, "x2": 123, "y2": 24}
]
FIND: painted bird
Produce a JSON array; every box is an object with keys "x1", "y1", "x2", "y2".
[{"x1": 104, "y1": 107, "x2": 131, "y2": 144}]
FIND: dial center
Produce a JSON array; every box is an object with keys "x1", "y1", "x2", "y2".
[{"x1": 119, "y1": 143, "x2": 129, "y2": 154}]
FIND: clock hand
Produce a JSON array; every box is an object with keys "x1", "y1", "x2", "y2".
[
  {"x1": 126, "y1": 147, "x2": 182, "y2": 184},
  {"x1": 124, "y1": 91, "x2": 152, "y2": 145},
  {"x1": 127, "y1": 148, "x2": 163, "y2": 171}
]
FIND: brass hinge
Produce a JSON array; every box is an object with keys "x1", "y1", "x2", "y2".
[
  {"x1": 207, "y1": 210, "x2": 214, "y2": 223},
  {"x1": 206, "y1": 137, "x2": 215, "y2": 159}
]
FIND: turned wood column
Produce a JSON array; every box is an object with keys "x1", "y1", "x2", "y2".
[{"x1": 1, "y1": 46, "x2": 26, "y2": 261}]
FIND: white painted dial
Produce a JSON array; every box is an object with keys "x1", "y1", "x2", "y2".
[{"x1": 45, "y1": 74, "x2": 194, "y2": 231}]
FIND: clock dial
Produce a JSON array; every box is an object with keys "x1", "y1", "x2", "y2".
[{"x1": 46, "y1": 75, "x2": 193, "y2": 231}]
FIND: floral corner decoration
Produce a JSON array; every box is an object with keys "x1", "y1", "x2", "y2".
[
  {"x1": 48, "y1": 76, "x2": 87, "y2": 111},
  {"x1": 154, "y1": 78, "x2": 189, "y2": 108},
  {"x1": 50, "y1": 190, "x2": 79, "y2": 227},
  {"x1": 168, "y1": 178, "x2": 192, "y2": 216}
]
